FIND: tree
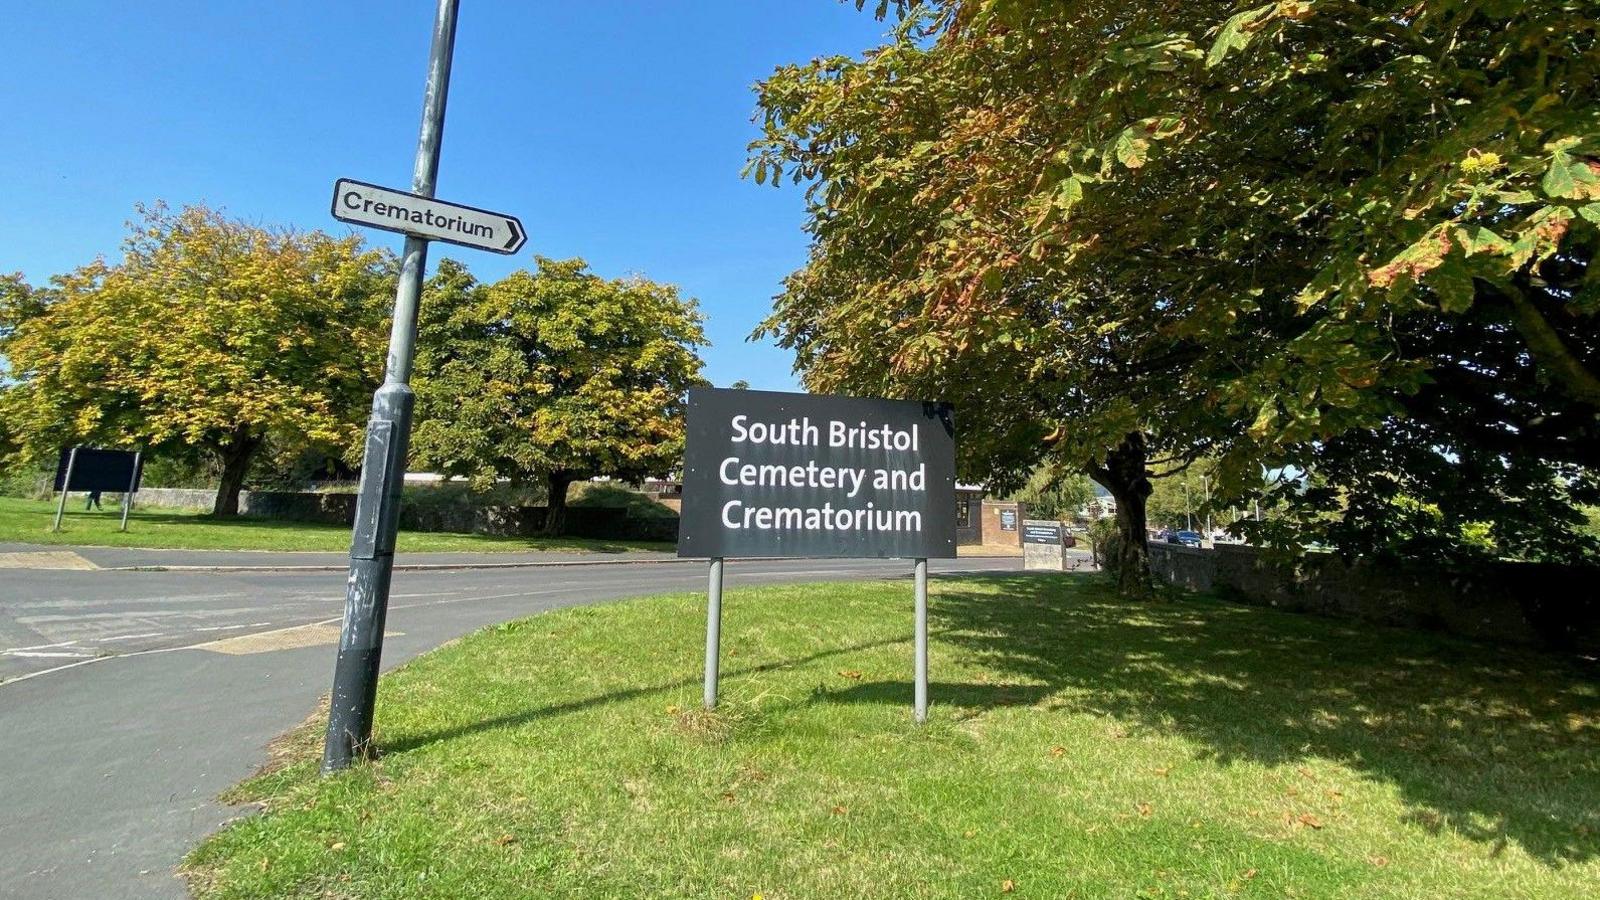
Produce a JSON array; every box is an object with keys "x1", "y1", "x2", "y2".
[
  {"x1": 729, "y1": 379, "x2": 751, "y2": 390},
  {"x1": 749, "y1": 0, "x2": 1600, "y2": 588},
  {"x1": 0, "y1": 205, "x2": 392, "y2": 514},
  {"x1": 411, "y1": 258, "x2": 708, "y2": 536},
  {"x1": 1008, "y1": 464, "x2": 1095, "y2": 522}
]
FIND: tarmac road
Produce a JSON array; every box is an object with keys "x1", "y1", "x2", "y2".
[{"x1": 0, "y1": 552, "x2": 1032, "y2": 899}]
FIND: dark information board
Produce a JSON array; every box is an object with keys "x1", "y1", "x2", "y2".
[
  {"x1": 678, "y1": 388, "x2": 957, "y2": 559},
  {"x1": 1000, "y1": 509, "x2": 1018, "y2": 531},
  {"x1": 1022, "y1": 522, "x2": 1062, "y2": 545},
  {"x1": 53, "y1": 448, "x2": 143, "y2": 493}
]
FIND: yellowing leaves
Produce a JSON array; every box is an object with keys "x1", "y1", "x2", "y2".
[
  {"x1": 0, "y1": 203, "x2": 390, "y2": 491},
  {"x1": 1542, "y1": 146, "x2": 1600, "y2": 201},
  {"x1": 1113, "y1": 129, "x2": 1151, "y2": 170}
]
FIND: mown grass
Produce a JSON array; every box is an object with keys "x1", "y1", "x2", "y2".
[
  {"x1": 0, "y1": 497, "x2": 671, "y2": 553},
  {"x1": 185, "y1": 574, "x2": 1600, "y2": 898}
]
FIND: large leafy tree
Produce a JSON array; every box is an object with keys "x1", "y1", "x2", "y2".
[
  {"x1": 0, "y1": 205, "x2": 392, "y2": 514},
  {"x1": 751, "y1": 0, "x2": 1600, "y2": 590},
  {"x1": 411, "y1": 258, "x2": 708, "y2": 536}
]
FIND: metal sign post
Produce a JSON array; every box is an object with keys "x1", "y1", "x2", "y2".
[
  {"x1": 677, "y1": 388, "x2": 957, "y2": 723},
  {"x1": 913, "y1": 557, "x2": 928, "y2": 723},
  {"x1": 118, "y1": 450, "x2": 141, "y2": 532},
  {"x1": 322, "y1": 0, "x2": 462, "y2": 773},
  {"x1": 703, "y1": 558, "x2": 724, "y2": 709},
  {"x1": 51, "y1": 447, "x2": 79, "y2": 532}
]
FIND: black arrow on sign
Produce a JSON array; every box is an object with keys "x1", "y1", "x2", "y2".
[{"x1": 503, "y1": 217, "x2": 525, "y2": 252}]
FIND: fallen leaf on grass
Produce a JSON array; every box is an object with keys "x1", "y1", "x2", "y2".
[
  {"x1": 831, "y1": 805, "x2": 848, "y2": 816},
  {"x1": 1153, "y1": 766, "x2": 1171, "y2": 778},
  {"x1": 494, "y1": 834, "x2": 518, "y2": 847},
  {"x1": 1369, "y1": 855, "x2": 1389, "y2": 867},
  {"x1": 1298, "y1": 813, "x2": 1323, "y2": 829},
  {"x1": 722, "y1": 791, "x2": 737, "y2": 803},
  {"x1": 964, "y1": 829, "x2": 977, "y2": 839},
  {"x1": 666, "y1": 704, "x2": 681, "y2": 715},
  {"x1": 838, "y1": 669, "x2": 863, "y2": 680},
  {"x1": 1243, "y1": 868, "x2": 1258, "y2": 879},
  {"x1": 1049, "y1": 746, "x2": 1066, "y2": 757},
  {"x1": 1001, "y1": 879, "x2": 1016, "y2": 893},
  {"x1": 1137, "y1": 803, "x2": 1154, "y2": 817}
]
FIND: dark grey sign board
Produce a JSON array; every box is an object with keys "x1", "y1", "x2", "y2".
[
  {"x1": 53, "y1": 448, "x2": 143, "y2": 493},
  {"x1": 1022, "y1": 522, "x2": 1062, "y2": 545},
  {"x1": 678, "y1": 387, "x2": 957, "y2": 559},
  {"x1": 1000, "y1": 509, "x2": 1017, "y2": 531}
]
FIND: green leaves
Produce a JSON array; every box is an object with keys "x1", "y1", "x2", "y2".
[
  {"x1": 749, "y1": 0, "x2": 1600, "y2": 562},
  {"x1": 0, "y1": 204, "x2": 390, "y2": 475},
  {"x1": 1541, "y1": 142, "x2": 1600, "y2": 200},
  {"x1": 1426, "y1": 256, "x2": 1476, "y2": 314},
  {"x1": 1113, "y1": 129, "x2": 1151, "y2": 170},
  {"x1": 1206, "y1": 4, "x2": 1274, "y2": 68},
  {"x1": 411, "y1": 258, "x2": 707, "y2": 490}
]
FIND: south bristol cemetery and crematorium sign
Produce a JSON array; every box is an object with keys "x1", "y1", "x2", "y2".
[{"x1": 678, "y1": 388, "x2": 957, "y2": 559}]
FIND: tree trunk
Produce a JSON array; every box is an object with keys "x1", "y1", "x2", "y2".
[
  {"x1": 212, "y1": 429, "x2": 261, "y2": 516},
  {"x1": 542, "y1": 471, "x2": 575, "y2": 537},
  {"x1": 1091, "y1": 432, "x2": 1154, "y2": 599}
]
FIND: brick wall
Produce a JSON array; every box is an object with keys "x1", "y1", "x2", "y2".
[{"x1": 980, "y1": 500, "x2": 1023, "y2": 548}]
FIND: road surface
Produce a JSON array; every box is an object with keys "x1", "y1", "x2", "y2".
[{"x1": 0, "y1": 554, "x2": 1028, "y2": 899}]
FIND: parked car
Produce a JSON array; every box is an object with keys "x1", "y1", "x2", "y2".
[{"x1": 1170, "y1": 530, "x2": 1203, "y2": 547}]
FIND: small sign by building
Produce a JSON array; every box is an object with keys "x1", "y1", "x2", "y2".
[
  {"x1": 1023, "y1": 522, "x2": 1062, "y2": 545},
  {"x1": 1023, "y1": 519, "x2": 1072, "y2": 571},
  {"x1": 1000, "y1": 508, "x2": 1017, "y2": 531}
]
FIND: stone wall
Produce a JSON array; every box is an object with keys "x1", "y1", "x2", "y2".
[
  {"x1": 134, "y1": 488, "x2": 678, "y2": 542},
  {"x1": 1147, "y1": 541, "x2": 1600, "y2": 654},
  {"x1": 134, "y1": 487, "x2": 219, "y2": 510}
]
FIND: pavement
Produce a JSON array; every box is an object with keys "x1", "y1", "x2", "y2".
[{"x1": 0, "y1": 546, "x2": 1051, "y2": 899}]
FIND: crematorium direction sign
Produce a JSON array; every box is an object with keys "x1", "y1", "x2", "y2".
[
  {"x1": 331, "y1": 178, "x2": 527, "y2": 254},
  {"x1": 678, "y1": 387, "x2": 957, "y2": 559}
]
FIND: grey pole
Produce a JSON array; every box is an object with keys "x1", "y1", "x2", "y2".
[
  {"x1": 914, "y1": 557, "x2": 928, "y2": 723},
  {"x1": 703, "y1": 557, "x2": 724, "y2": 710},
  {"x1": 52, "y1": 448, "x2": 78, "y2": 533},
  {"x1": 119, "y1": 450, "x2": 140, "y2": 532},
  {"x1": 322, "y1": 0, "x2": 460, "y2": 774}
]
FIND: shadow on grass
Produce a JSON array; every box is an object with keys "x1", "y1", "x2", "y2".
[
  {"x1": 372, "y1": 570, "x2": 1598, "y2": 866},
  {"x1": 813, "y1": 679, "x2": 1051, "y2": 711},
  {"x1": 920, "y1": 572, "x2": 1600, "y2": 866},
  {"x1": 378, "y1": 632, "x2": 932, "y2": 756}
]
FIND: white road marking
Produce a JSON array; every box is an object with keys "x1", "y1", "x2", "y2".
[
  {"x1": 6, "y1": 650, "x2": 94, "y2": 659},
  {"x1": 94, "y1": 632, "x2": 165, "y2": 643},
  {"x1": 0, "y1": 640, "x2": 80, "y2": 654},
  {"x1": 192, "y1": 622, "x2": 272, "y2": 632},
  {"x1": 1, "y1": 588, "x2": 573, "y2": 685}
]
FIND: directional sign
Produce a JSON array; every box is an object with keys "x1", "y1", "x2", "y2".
[{"x1": 330, "y1": 178, "x2": 526, "y2": 254}]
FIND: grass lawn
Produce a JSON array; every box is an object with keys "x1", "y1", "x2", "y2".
[
  {"x1": 0, "y1": 496, "x2": 671, "y2": 554},
  {"x1": 185, "y1": 574, "x2": 1599, "y2": 898}
]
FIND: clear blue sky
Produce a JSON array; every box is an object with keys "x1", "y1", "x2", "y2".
[{"x1": 1, "y1": 2, "x2": 894, "y2": 390}]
